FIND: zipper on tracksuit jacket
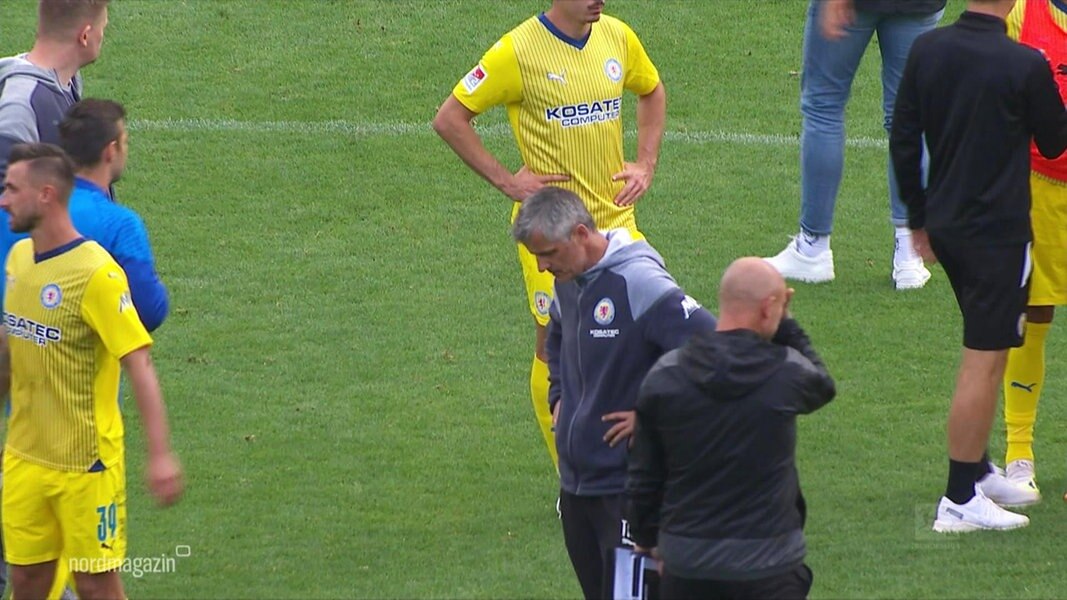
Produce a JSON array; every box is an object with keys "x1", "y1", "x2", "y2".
[{"x1": 569, "y1": 285, "x2": 588, "y2": 496}]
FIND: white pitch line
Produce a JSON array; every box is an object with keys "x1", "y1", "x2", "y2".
[{"x1": 127, "y1": 118, "x2": 888, "y2": 149}]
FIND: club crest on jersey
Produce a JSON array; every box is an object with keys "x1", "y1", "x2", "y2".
[
  {"x1": 534, "y1": 291, "x2": 552, "y2": 317},
  {"x1": 40, "y1": 284, "x2": 61, "y2": 309},
  {"x1": 593, "y1": 298, "x2": 615, "y2": 325},
  {"x1": 604, "y1": 58, "x2": 622, "y2": 82},
  {"x1": 462, "y1": 64, "x2": 487, "y2": 94}
]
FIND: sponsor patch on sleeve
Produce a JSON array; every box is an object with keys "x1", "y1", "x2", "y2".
[{"x1": 462, "y1": 64, "x2": 488, "y2": 94}]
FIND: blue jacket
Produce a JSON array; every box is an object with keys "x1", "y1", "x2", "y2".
[
  {"x1": 547, "y1": 230, "x2": 717, "y2": 496},
  {"x1": 0, "y1": 178, "x2": 169, "y2": 331}
]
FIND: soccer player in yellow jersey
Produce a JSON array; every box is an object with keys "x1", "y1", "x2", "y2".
[
  {"x1": 433, "y1": 0, "x2": 666, "y2": 471},
  {"x1": 997, "y1": 0, "x2": 1067, "y2": 501},
  {"x1": 0, "y1": 143, "x2": 182, "y2": 600}
]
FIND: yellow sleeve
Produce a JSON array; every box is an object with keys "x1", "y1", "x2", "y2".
[
  {"x1": 1006, "y1": 1, "x2": 1024, "y2": 41},
  {"x1": 451, "y1": 33, "x2": 522, "y2": 114},
  {"x1": 1055, "y1": 0, "x2": 1067, "y2": 29},
  {"x1": 81, "y1": 261, "x2": 152, "y2": 360},
  {"x1": 622, "y1": 23, "x2": 660, "y2": 96}
]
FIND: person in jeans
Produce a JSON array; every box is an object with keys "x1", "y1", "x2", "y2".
[{"x1": 765, "y1": 0, "x2": 945, "y2": 289}]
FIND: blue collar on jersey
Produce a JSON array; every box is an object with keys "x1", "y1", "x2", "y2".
[
  {"x1": 35, "y1": 237, "x2": 87, "y2": 263},
  {"x1": 1053, "y1": 0, "x2": 1067, "y2": 17},
  {"x1": 538, "y1": 13, "x2": 592, "y2": 50},
  {"x1": 73, "y1": 176, "x2": 113, "y2": 203}
]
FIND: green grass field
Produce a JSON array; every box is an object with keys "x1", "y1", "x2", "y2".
[{"x1": 4, "y1": 0, "x2": 1067, "y2": 598}]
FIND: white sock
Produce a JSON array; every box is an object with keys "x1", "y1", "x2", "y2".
[
  {"x1": 894, "y1": 227, "x2": 916, "y2": 262},
  {"x1": 796, "y1": 230, "x2": 829, "y2": 257}
]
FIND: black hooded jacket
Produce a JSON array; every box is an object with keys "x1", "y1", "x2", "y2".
[{"x1": 625, "y1": 318, "x2": 835, "y2": 581}]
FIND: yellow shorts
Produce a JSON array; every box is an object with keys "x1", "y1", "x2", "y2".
[
  {"x1": 511, "y1": 203, "x2": 644, "y2": 326},
  {"x1": 1028, "y1": 173, "x2": 1067, "y2": 306},
  {"x1": 2, "y1": 452, "x2": 127, "y2": 572}
]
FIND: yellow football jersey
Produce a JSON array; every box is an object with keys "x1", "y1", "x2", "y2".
[
  {"x1": 4, "y1": 238, "x2": 152, "y2": 472},
  {"x1": 452, "y1": 13, "x2": 660, "y2": 232}
]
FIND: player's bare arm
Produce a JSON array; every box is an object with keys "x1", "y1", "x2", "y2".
[
  {"x1": 910, "y1": 228, "x2": 937, "y2": 265},
  {"x1": 0, "y1": 326, "x2": 9, "y2": 398},
  {"x1": 122, "y1": 346, "x2": 183, "y2": 506},
  {"x1": 614, "y1": 82, "x2": 666, "y2": 207},
  {"x1": 433, "y1": 95, "x2": 568, "y2": 202}
]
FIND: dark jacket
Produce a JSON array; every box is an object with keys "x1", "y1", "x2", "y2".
[
  {"x1": 890, "y1": 11, "x2": 1067, "y2": 243},
  {"x1": 625, "y1": 319, "x2": 835, "y2": 581},
  {"x1": 548, "y1": 230, "x2": 716, "y2": 497}
]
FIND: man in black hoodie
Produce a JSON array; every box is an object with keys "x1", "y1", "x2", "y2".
[{"x1": 626, "y1": 257, "x2": 835, "y2": 600}]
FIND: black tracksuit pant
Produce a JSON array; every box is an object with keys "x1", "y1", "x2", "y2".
[{"x1": 559, "y1": 491, "x2": 626, "y2": 600}]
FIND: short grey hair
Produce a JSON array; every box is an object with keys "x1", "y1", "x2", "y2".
[{"x1": 511, "y1": 187, "x2": 595, "y2": 244}]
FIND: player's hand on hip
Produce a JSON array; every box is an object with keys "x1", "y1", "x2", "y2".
[
  {"x1": 602, "y1": 410, "x2": 636, "y2": 448},
  {"x1": 506, "y1": 166, "x2": 570, "y2": 202},
  {"x1": 147, "y1": 452, "x2": 184, "y2": 507},
  {"x1": 819, "y1": 0, "x2": 854, "y2": 41},
  {"x1": 612, "y1": 162, "x2": 653, "y2": 207},
  {"x1": 911, "y1": 228, "x2": 938, "y2": 265}
]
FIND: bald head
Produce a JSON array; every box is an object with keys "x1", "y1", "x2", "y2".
[{"x1": 717, "y1": 257, "x2": 791, "y2": 338}]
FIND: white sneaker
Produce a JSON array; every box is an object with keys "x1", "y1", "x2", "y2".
[
  {"x1": 978, "y1": 463, "x2": 1041, "y2": 508},
  {"x1": 892, "y1": 254, "x2": 931, "y2": 290},
  {"x1": 764, "y1": 238, "x2": 834, "y2": 283},
  {"x1": 1005, "y1": 459, "x2": 1041, "y2": 504},
  {"x1": 933, "y1": 488, "x2": 1030, "y2": 532}
]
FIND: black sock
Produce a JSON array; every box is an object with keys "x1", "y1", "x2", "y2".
[
  {"x1": 947, "y1": 460, "x2": 979, "y2": 504},
  {"x1": 976, "y1": 451, "x2": 993, "y2": 480}
]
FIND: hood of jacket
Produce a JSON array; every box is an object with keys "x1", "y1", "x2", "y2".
[
  {"x1": 681, "y1": 328, "x2": 787, "y2": 401},
  {"x1": 575, "y1": 229, "x2": 671, "y2": 286},
  {"x1": 0, "y1": 55, "x2": 72, "y2": 96}
]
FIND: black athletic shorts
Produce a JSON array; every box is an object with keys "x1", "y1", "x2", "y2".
[{"x1": 929, "y1": 236, "x2": 1030, "y2": 351}]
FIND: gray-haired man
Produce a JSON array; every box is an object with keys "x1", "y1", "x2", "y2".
[{"x1": 513, "y1": 187, "x2": 716, "y2": 599}]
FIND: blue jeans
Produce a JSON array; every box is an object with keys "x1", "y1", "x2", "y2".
[{"x1": 798, "y1": 1, "x2": 942, "y2": 235}]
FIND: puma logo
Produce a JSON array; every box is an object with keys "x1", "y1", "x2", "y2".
[
  {"x1": 1057, "y1": 63, "x2": 1067, "y2": 76},
  {"x1": 1010, "y1": 381, "x2": 1037, "y2": 393},
  {"x1": 547, "y1": 70, "x2": 567, "y2": 85}
]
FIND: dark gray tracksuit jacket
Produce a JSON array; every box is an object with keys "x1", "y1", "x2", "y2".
[{"x1": 547, "y1": 230, "x2": 717, "y2": 497}]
